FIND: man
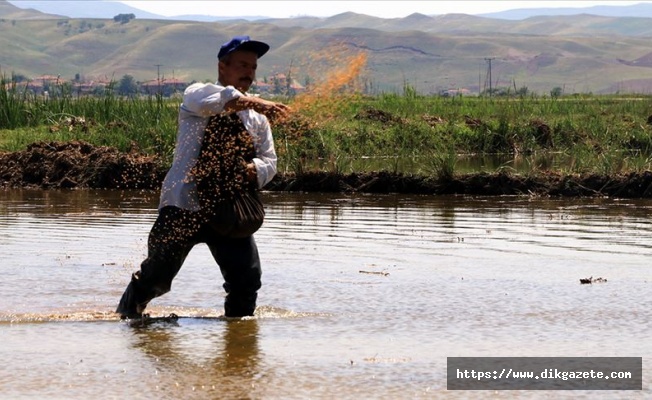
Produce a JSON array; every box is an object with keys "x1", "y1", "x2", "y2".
[{"x1": 116, "y1": 35, "x2": 289, "y2": 319}]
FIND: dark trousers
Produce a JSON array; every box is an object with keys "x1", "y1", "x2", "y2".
[{"x1": 116, "y1": 206, "x2": 262, "y2": 317}]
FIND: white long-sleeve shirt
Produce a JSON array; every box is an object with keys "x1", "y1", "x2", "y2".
[{"x1": 158, "y1": 82, "x2": 277, "y2": 211}]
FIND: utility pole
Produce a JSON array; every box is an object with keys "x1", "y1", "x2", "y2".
[
  {"x1": 155, "y1": 64, "x2": 162, "y2": 94},
  {"x1": 478, "y1": 62, "x2": 482, "y2": 96},
  {"x1": 484, "y1": 57, "x2": 495, "y2": 97}
]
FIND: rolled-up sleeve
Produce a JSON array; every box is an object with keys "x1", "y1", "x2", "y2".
[
  {"x1": 182, "y1": 83, "x2": 243, "y2": 116},
  {"x1": 240, "y1": 110, "x2": 277, "y2": 188}
]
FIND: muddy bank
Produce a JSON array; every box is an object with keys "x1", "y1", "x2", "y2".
[
  {"x1": 0, "y1": 141, "x2": 165, "y2": 190},
  {"x1": 266, "y1": 169, "x2": 652, "y2": 198},
  {"x1": 2, "y1": 141, "x2": 652, "y2": 198}
]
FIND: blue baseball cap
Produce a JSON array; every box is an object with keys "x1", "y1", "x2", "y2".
[{"x1": 218, "y1": 35, "x2": 270, "y2": 60}]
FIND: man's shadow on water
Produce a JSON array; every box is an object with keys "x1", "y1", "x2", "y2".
[{"x1": 130, "y1": 317, "x2": 263, "y2": 394}]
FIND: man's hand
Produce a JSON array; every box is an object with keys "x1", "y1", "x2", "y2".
[
  {"x1": 245, "y1": 162, "x2": 257, "y2": 183},
  {"x1": 226, "y1": 96, "x2": 291, "y2": 122}
]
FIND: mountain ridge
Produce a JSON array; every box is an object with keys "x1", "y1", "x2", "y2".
[
  {"x1": 2, "y1": 0, "x2": 652, "y2": 95},
  {"x1": 7, "y1": 0, "x2": 652, "y2": 21}
]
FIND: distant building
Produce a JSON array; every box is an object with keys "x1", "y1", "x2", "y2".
[
  {"x1": 34, "y1": 75, "x2": 65, "y2": 85},
  {"x1": 255, "y1": 73, "x2": 305, "y2": 95},
  {"x1": 140, "y1": 77, "x2": 187, "y2": 95},
  {"x1": 439, "y1": 88, "x2": 472, "y2": 97},
  {"x1": 28, "y1": 75, "x2": 65, "y2": 95}
]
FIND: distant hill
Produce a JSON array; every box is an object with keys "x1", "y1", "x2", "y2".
[
  {"x1": 5, "y1": 0, "x2": 268, "y2": 21},
  {"x1": 0, "y1": 0, "x2": 61, "y2": 19},
  {"x1": 257, "y1": 12, "x2": 652, "y2": 37},
  {"x1": 6, "y1": 0, "x2": 161, "y2": 19},
  {"x1": 2, "y1": 0, "x2": 652, "y2": 95},
  {"x1": 8, "y1": 0, "x2": 652, "y2": 21},
  {"x1": 481, "y1": 3, "x2": 652, "y2": 19}
]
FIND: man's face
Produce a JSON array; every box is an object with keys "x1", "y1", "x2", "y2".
[{"x1": 219, "y1": 50, "x2": 258, "y2": 92}]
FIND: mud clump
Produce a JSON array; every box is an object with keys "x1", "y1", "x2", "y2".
[
  {"x1": 0, "y1": 141, "x2": 166, "y2": 189},
  {"x1": 580, "y1": 277, "x2": 607, "y2": 284},
  {"x1": 354, "y1": 107, "x2": 405, "y2": 124},
  {"x1": 529, "y1": 119, "x2": 553, "y2": 148}
]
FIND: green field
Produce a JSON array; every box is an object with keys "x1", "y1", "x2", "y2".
[{"x1": 2, "y1": 80, "x2": 652, "y2": 178}]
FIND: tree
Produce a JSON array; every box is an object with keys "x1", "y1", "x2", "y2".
[
  {"x1": 273, "y1": 76, "x2": 283, "y2": 95},
  {"x1": 11, "y1": 73, "x2": 28, "y2": 82},
  {"x1": 550, "y1": 87, "x2": 563, "y2": 98},
  {"x1": 516, "y1": 86, "x2": 529, "y2": 97},
  {"x1": 117, "y1": 74, "x2": 138, "y2": 96},
  {"x1": 113, "y1": 13, "x2": 135, "y2": 24}
]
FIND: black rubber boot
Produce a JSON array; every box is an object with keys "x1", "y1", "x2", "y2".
[
  {"x1": 116, "y1": 272, "x2": 149, "y2": 319},
  {"x1": 224, "y1": 289, "x2": 257, "y2": 317}
]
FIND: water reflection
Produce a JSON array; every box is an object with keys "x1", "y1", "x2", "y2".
[
  {"x1": 130, "y1": 318, "x2": 262, "y2": 398},
  {"x1": 0, "y1": 188, "x2": 158, "y2": 216}
]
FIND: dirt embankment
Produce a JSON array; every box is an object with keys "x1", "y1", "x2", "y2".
[
  {"x1": 0, "y1": 141, "x2": 165, "y2": 190},
  {"x1": 2, "y1": 140, "x2": 652, "y2": 198}
]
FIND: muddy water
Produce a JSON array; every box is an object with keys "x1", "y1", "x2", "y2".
[{"x1": 0, "y1": 189, "x2": 650, "y2": 399}]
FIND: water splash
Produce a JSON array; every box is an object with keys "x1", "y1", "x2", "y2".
[{"x1": 0, "y1": 305, "x2": 329, "y2": 324}]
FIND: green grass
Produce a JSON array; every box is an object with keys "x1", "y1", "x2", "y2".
[
  {"x1": 0, "y1": 80, "x2": 178, "y2": 161},
  {"x1": 273, "y1": 92, "x2": 652, "y2": 175},
  {"x1": 2, "y1": 80, "x2": 652, "y2": 177}
]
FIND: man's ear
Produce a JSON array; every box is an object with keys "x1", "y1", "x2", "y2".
[{"x1": 218, "y1": 60, "x2": 227, "y2": 75}]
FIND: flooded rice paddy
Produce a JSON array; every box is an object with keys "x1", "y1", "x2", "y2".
[{"x1": 0, "y1": 189, "x2": 650, "y2": 399}]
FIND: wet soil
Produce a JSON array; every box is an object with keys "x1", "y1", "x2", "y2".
[
  {"x1": 2, "y1": 141, "x2": 652, "y2": 198},
  {"x1": 0, "y1": 141, "x2": 165, "y2": 190}
]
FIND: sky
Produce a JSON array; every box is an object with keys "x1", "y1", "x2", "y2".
[{"x1": 121, "y1": 1, "x2": 652, "y2": 18}]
